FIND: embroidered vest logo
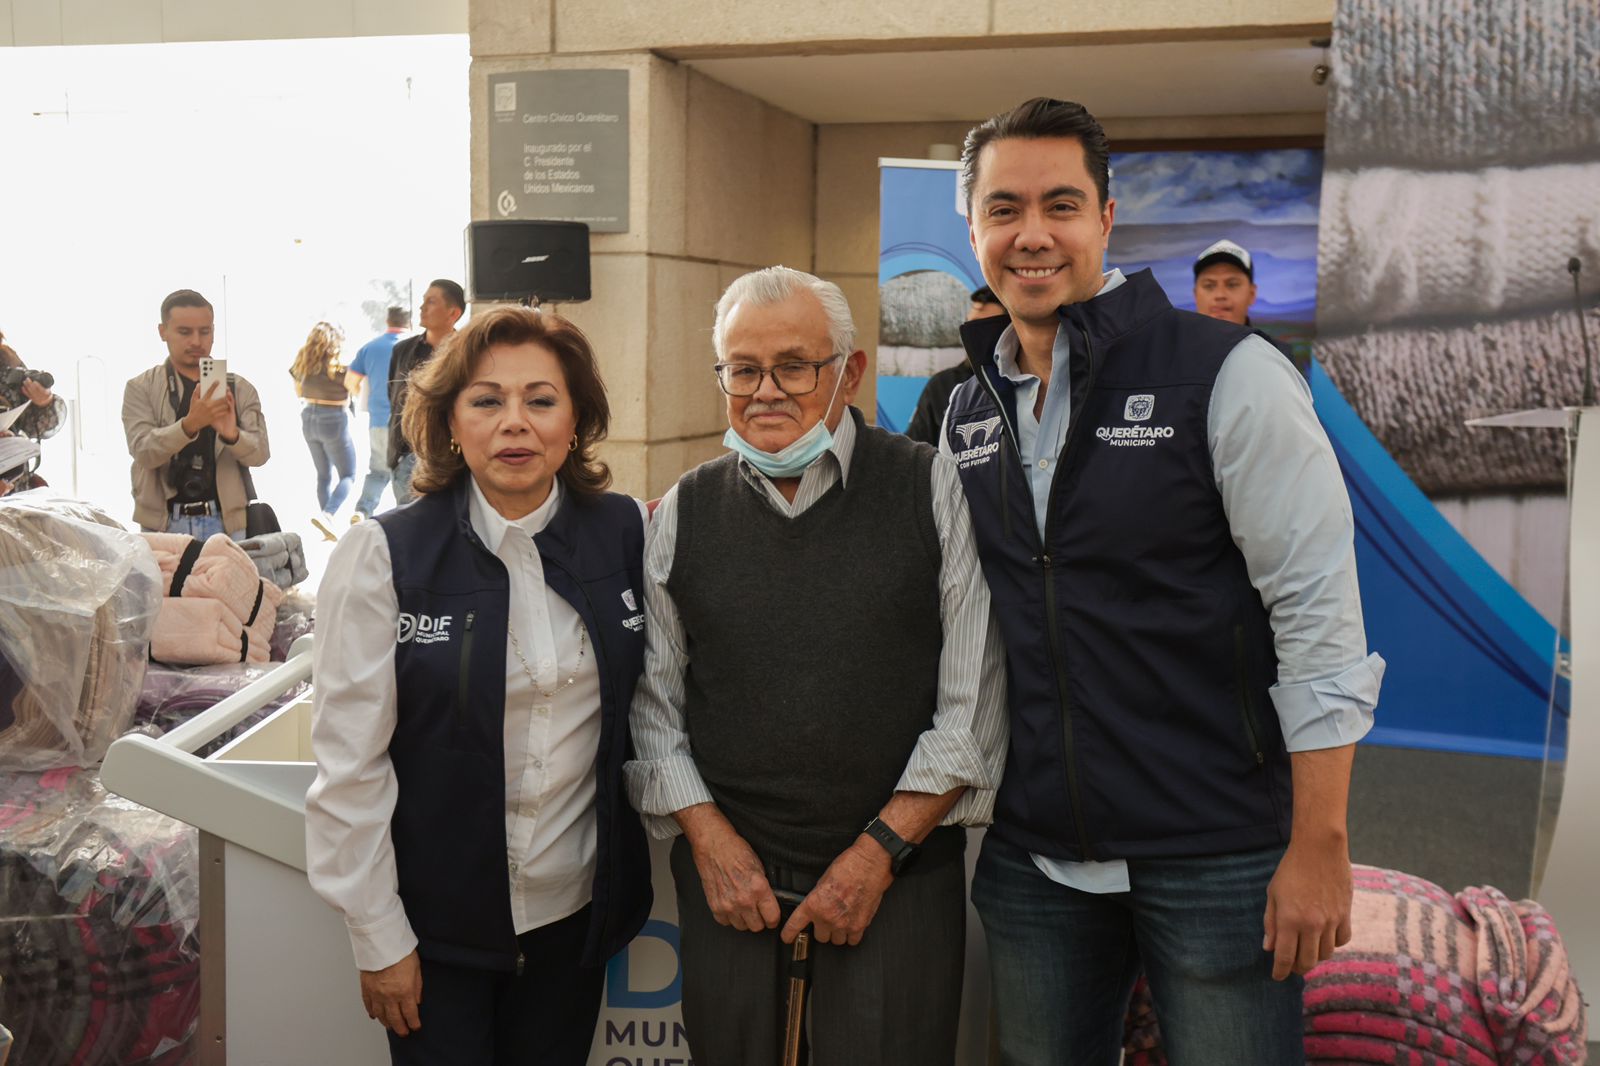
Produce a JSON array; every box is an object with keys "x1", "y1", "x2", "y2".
[
  {"x1": 1098, "y1": 396, "x2": 1174, "y2": 448},
  {"x1": 397, "y1": 612, "x2": 453, "y2": 644},
  {"x1": 954, "y1": 414, "x2": 1004, "y2": 468}
]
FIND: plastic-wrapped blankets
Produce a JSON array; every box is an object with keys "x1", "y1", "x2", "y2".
[
  {"x1": 132, "y1": 661, "x2": 310, "y2": 757},
  {"x1": 269, "y1": 586, "x2": 315, "y2": 662},
  {"x1": 0, "y1": 492, "x2": 162, "y2": 771},
  {"x1": 0, "y1": 766, "x2": 198, "y2": 1065},
  {"x1": 141, "y1": 533, "x2": 285, "y2": 666},
  {"x1": 1122, "y1": 865, "x2": 1588, "y2": 1064},
  {"x1": 236, "y1": 530, "x2": 308, "y2": 589}
]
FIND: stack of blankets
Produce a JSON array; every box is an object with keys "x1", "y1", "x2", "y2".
[
  {"x1": 0, "y1": 492, "x2": 162, "y2": 771},
  {"x1": 142, "y1": 533, "x2": 284, "y2": 666},
  {"x1": 1315, "y1": 0, "x2": 1600, "y2": 494},
  {"x1": 1122, "y1": 864, "x2": 1588, "y2": 1063},
  {"x1": 236, "y1": 531, "x2": 308, "y2": 589},
  {"x1": 0, "y1": 766, "x2": 198, "y2": 1065}
]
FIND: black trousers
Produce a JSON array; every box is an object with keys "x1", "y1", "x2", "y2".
[
  {"x1": 386, "y1": 905, "x2": 603, "y2": 1066},
  {"x1": 671, "y1": 835, "x2": 967, "y2": 1066}
]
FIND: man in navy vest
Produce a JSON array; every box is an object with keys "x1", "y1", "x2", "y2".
[{"x1": 941, "y1": 97, "x2": 1385, "y2": 1064}]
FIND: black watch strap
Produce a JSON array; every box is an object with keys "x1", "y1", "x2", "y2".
[{"x1": 862, "y1": 816, "x2": 919, "y2": 876}]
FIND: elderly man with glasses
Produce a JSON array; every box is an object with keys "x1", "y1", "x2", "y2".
[{"x1": 627, "y1": 265, "x2": 1007, "y2": 1066}]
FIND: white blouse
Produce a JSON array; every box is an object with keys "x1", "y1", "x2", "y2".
[{"x1": 304, "y1": 479, "x2": 644, "y2": 971}]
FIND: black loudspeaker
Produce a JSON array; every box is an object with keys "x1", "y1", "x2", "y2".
[{"x1": 465, "y1": 220, "x2": 591, "y2": 302}]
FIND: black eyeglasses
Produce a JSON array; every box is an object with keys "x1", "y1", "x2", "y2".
[{"x1": 712, "y1": 355, "x2": 841, "y2": 397}]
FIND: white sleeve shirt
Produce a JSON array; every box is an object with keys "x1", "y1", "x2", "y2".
[
  {"x1": 305, "y1": 480, "x2": 642, "y2": 971},
  {"x1": 624, "y1": 411, "x2": 1010, "y2": 839}
]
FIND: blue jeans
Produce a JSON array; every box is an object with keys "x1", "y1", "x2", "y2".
[
  {"x1": 300, "y1": 404, "x2": 356, "y2": 515},
  {"x1": 163, "y1": 510, "x2": 226, "y2": 541},
  {"x1": 392, "y1": 451, "x2": 418, "y2": 505},
  {"x1": 354, "y1": 425, "x2": 392, "y2": 517},
  {"x1": 972, "y1": 833, "x2": 1304, "y2": 1066}
]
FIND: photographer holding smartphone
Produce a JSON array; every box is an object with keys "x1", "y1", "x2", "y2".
[{"x1": 121, "y1": 289, "x2": 270, "y2": 539}]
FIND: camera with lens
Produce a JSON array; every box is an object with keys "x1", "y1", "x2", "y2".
[
  {"x1": 169, "y1": 449, "x2": 210, "y2": 499},
  {"x1": 0, "y1": 367, "x2": 54, "y2": 391}
]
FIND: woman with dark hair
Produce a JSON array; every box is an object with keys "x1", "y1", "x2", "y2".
[
  {"x1": 288, "y1": 321, "x2": 356, "y2": 540},
  {"x1": 304, "y1": 306, "x2": 653, "y2": 1065}
]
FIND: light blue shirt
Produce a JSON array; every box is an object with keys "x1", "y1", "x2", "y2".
[{"x1": 942, "y1": 270, "x2": 1384, "y2": 893}]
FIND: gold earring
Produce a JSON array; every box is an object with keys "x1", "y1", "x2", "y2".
[
  {"x1": 449, "y1": 438, "x2": 461, "y2": 455},
  {"x1": 568, "y1": 437, "x2": 578, "y2": 453}
]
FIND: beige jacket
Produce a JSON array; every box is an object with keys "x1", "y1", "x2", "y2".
[{"x1": 122, "y1": 363, "x2": 270, "y2": 535}]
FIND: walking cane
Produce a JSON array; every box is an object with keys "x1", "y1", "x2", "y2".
[{"x1": 774, "y1": 888, "x2": 812, "y2": 1066}]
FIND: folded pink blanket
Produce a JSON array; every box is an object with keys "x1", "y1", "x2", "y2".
[
  {"x1": 183, "y1": 535, "x2": 263, "y2": 622},
  {"x1": 140, "y1": 532, "x2": 196, "y2": 594},
  {"x1": 1123, "y1": 865, "x2": 1587, "y2": 1064},
  {"x1": 150, "y1": 598, "x2": 243, "y2": 666}
]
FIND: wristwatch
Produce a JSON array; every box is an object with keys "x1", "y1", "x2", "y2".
[{"x1": 862, "y1": 816, "x2": 920, "y2": 876}]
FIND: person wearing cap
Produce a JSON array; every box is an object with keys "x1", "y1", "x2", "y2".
[
  {"x1": 905, "y1": 285, "x2": 1007, "y2": 446},
  {"x1": 1193, "y1": 239, "x2": 1259, "y2": 326}
]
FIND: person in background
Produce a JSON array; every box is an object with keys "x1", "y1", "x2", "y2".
[
  {"x1": 1194, "y1": 239, "x2": 1305, "y2": 374},
  {"x1": 904, "y1": 285, "x2": 1006, "y2": 446},
  {"x1": 0, "y1": 327, "x2": 67, "y2": 496},
  {"x1": 306, "y1": 306, "x2": 652, "y2": 1066},
  {"x1": 345, "y1": 306, "x2": 409, "y2": 522},
  {"x1": 289, "y1": 320, "x2": 356, "y2": 541},
  {"x1": 122, "y1": 289, "x2": 269, "y2": 540},
  {"x1": 388, "y1": 280, "x2": 465, "y2": 505},
  {"x1": 1192, "y1": 239, "x2": 1259, "y2": 326}
]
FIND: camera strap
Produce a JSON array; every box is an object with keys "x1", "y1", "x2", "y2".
[{"x1": 164, "y1": 362, "x2": 218, "y2": 502}]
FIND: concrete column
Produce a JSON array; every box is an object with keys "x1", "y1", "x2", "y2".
[{"x1": 470, "y1": 23, "x2": 815, "y2": 498}]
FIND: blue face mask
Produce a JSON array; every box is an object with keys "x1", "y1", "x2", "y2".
[{"x1": 722, "y1": 357, "x2": 847, "y2": 479}]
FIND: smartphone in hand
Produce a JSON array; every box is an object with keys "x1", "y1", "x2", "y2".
[{"x1": 198, "y1": 357, "x2": 228, "y2": 402}]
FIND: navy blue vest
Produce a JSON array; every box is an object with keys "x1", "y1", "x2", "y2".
[
  {"x1": 944, "y1": 269, "x2": 1292, "y2": 862},
  {"x1": 376, "y1": 479, "x2": 652, "y2": 969}
]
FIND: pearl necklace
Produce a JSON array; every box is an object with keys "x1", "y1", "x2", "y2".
[{"x1": 507, "y1": 619, "x2": 587, "y2": 699}]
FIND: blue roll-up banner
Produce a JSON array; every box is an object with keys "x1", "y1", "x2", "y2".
[{"x1": 877, "y1": 157, "x2": 1566, "y2": 762}]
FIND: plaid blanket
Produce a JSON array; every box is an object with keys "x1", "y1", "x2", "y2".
[{"x1": 1123, "y1": 865, "x2": 1587, "y2": 1063}]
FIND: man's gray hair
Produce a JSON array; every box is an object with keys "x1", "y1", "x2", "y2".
[{"x1": 713, "y1": 266, "x2": 856, "y2": 361}]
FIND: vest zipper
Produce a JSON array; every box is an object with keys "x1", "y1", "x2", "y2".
[
  {"x1": 455, "y1": 610, "x2": 476, "y2": 726},
  {"x1": 1037, "y1": 322, "x2": 1099, "y2": 861}
]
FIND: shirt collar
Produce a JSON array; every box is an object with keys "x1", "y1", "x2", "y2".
[
  {"x1": 735, "y1": 403, "x2": 858, "y2": 490},
  {"x1": 467, "y1": 475, "x2": 563, "y2": 554},
  {"x1": 993, "y1": 268, "x2": 1128, "y2": 381}
]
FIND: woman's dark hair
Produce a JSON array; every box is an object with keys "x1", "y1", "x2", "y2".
[
  {"x1": 403, "y1": 306, "x2": 613, "y2": 498},
  {"x1": 960, "y1": 97, "x2": 1111, "y2": 210}
]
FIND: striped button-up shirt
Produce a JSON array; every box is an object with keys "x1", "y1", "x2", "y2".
[{"x1": 625, "y1": 410, "x2": 1009, "y2": 837}]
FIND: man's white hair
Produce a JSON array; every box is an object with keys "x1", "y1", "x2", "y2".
[{"x1": 712, "y1": 266, "x2": 856, "y2": 361}]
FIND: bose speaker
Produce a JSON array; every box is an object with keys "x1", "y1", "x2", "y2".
[{"x1": 466, "y1": 220, "x2": 591, "y2": 303}]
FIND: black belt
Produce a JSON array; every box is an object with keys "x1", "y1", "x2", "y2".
[{"x1": 170, "y1": 500, "x2": 216, "y2": 516}]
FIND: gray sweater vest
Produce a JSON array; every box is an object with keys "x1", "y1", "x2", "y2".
[{"x1": 668, "y1": 409, "x2": 944, "y2": 874}]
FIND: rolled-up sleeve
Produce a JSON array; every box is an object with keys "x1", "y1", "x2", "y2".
[
  {"x1": 1210, "y1": 337, "x2": 1384, "y2": 753},
  {"x1": 624, "y1": 485, "x2": 715, "y2": 839},
  {"x1": 892, "y1": 454, "x2": 1009, "y2": 824},
  {"x1": 303, "y1": 520, "x2": 417, "y2": 971}
]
